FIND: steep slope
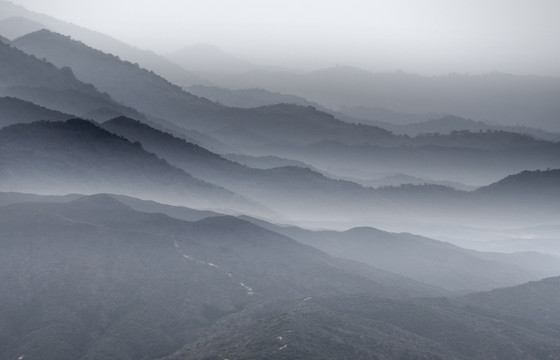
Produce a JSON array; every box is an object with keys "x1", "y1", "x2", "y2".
[
  {"x1": 11, "y1": 30, "x2": 231, "y2": 127},
  {"x1": 0, "y1": 195, "x2": 439, "y2": 360},
  {"x1": 13, "y1": 30, "x2": 396, "y2": 149},
  {"x1": 102, "y1": 116, "x2": 244, "y2": 176},
  {"x1": 0, "y1": 1, "x2": 204, "y2": 87},
  {"x1": 0, "y1": 40, "x2": 141, "y2": 120},
  {"x1": 0, "y1": 96, "x2": 74, "y2": 127},
  {"x1": 0, "y1": 119, "x2": 261, "y2": 214}
]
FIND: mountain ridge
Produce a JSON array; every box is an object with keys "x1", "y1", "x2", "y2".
[
  {"x1": 0, "y1": 119, "x2": 266, "y2": 215},
  {"x1": 0, "y1": 0, "x2": 205, "y2": 86}
]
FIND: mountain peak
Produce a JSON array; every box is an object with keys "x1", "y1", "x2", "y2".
[
  {"x1": 17, "y1": 27, "x2": 66, "y2": 40},
  {"x1": 478, "y1": 168, "x2": 560, "y2": 192},
  {"x1": 104, "y1": 115, "x2": 142, "y2": 127}
]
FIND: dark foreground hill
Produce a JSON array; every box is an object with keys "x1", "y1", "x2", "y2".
[
  {"x1": 463, "y1": 276, "x2": 560, "y2": 330},
  {"x1": 164, "y1": 293, "x2": 560, "y2": 360},
  {"x1": 0, "y1": 194, "x2": 439, "y2": 360}
]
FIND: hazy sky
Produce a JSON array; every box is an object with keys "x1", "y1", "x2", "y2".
[{"x1": 8, "y1": 0, "x2": 560, "y2": 76}]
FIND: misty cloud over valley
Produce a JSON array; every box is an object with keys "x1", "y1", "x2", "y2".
[{"x1": 1, "y1": 1, "x2": 560, "y2": 359}]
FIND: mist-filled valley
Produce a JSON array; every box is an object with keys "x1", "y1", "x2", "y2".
[{"x1": 1, "y1": 1, "x2": 560, "y2": 358}]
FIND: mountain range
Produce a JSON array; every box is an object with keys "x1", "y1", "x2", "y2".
[
  {"x1": 1, "y1": 3, "x2": 559, "y2": 359},
  {"x1": 0, "y1": 39, "x2": 142, "y2": 120},
  {"x1": 0, "y1": 96, "x2": 73, "y2": 127},
  {"x1": 1, "y1": 193, "x2": 560, "y2": 359},
  {"x1": 0, "y1": 195, "x2": 446, "y2": 359},
  {"x1": 199, "y1": 65, "x2": 560, "y2": 132},
  {"x1": 99, "y1": 116, "x2": 560, "y2": 231},
  {"x1": 0, "y1": 119, "x2": 264, "y2": 215},
  {"x1": 0, "y1": 1, "x2": 204, "y2": 86},
  {"x1": 12, "y1": 29, "x2": 403, "y2": 151},
  {"x1": 242, "y1": 217, "x2": 560, "y2": 292}
]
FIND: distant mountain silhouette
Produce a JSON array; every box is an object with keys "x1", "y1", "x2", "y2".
[
  {"x1": 354, "y1": 172, "x2": 476, "y2": 191},
  {"x1": 477, "y1": 168, "x2": 560, "y2": 192},
  {"x1": 396, "y1": 115, "x2": 560, "y2": 141},
  {"x1": 338, "y1": 104, "x2": 445, "y2": 126},
  {"x1": 100, "y1": 117, "x2": 560, "y2": 231},
  {"x1": 99, "y1": 117, "x2": 560, "y2": 229},
  {"x1": 14, "y1": 30, "x2": 398, "y2": 149},
  {"x1": 1, "y1": 2, "x2": 560, "y2": 358},
  {"x1": 409, "y1": 129, "x2": 550, "y2": 150},
  {"x1": 0, "y1": 119, "x2": 263, "y2": 214},
  {"x1": 0, "y1": 0, "x2": 204, "y2": 86},
  {"x1": 186, "y1": 84, "x2": 560, "y2": 147},
  {"x1": 0, "y1": 96, "x2": 74, "y2": 127},
  {"x1": 101, "y1": 116, "x2": 404, "y2": 220},
  {"x1": 475, "y1": 168, "x2": 560, "y2": 208},
  {"x1": 223, "y1": 153, "x2": 313, "y2": 169},
  {"x1": 201, "y1": 65, "x2": 560, "y2": 132},
  {"x1": 185, "y1": 84, "x2": 560, "y2": 145},
  {"x1": 277, "y1": 133, "x2": 560, "y2": 187},
  {"x1": 0, "y1": 40, "x2": 142, "y2": 120},
  {"x1": 167, "y1": 43, "x2": 256, "y2": 74},
  {"x1": 13, "y1": 30, "x2": 224, "y2": 125}
]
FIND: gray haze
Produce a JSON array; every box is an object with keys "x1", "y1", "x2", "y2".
[{"x1": 7, "y1": 0, "x2": 560, "y2": 76}]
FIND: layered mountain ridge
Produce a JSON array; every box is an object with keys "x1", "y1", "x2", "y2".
[{"x1": 0, "y1": 5, "x2": 559, "y2": 360}]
